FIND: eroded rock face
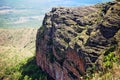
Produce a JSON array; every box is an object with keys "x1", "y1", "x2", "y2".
[{"x1": 36, "y1": 2, "x2": 120, "y2": 80}]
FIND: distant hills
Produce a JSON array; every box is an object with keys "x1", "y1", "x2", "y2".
[{"x1": 0, "y1": 28, "x2": 37, "y2": 79}]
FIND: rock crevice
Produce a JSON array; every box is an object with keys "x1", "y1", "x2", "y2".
[{"x1": 36, "y1": 2, "x2": 120, "y2": 80}]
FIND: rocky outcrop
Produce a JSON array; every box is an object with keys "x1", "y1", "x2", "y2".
[{"x1": 36, "y1": 2, "x2": 120, "y2": 80}]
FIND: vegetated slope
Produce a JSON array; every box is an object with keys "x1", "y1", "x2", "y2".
[
  {"x1": 0, "y1": 28, "x2": 52, "y2": 80},
  {"x1": 36, "y1": 1, "x2": 120, "y2": 80},
  {"x1": 0, "y1": 28, "x2": 37, "y2": 64},
  {"x1": 0, "y1": 28, "x2": 36, "y2": 50}
]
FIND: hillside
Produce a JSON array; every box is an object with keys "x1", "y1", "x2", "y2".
[
  {"x1": 0, "y1": 1, "x2": 120, "y2": 80},
  {"x1": 0, "y1": 28, "x2": 52, "y2": 80},
  {"x1": 36, "y1": 1, "x2": 120, "y2": 80}
]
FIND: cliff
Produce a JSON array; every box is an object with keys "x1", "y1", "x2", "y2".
[{"x1": 36, "y1": 1, "x2": 120, "y2": 80}]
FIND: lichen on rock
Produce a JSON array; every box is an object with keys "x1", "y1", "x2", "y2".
[{"x1": 36, "y1": 1, "x2": 120, "y2": 80}]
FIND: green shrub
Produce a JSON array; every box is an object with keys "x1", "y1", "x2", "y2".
[
  {"x1": 1, "y1": 56, "x2": 53, "y2": 80},
  {"x1": 103, "y1": 51, "x2": 118, "y2": 69},
  {"x1": 19, "y1": 57, "x2": 51, "y2": 80}
]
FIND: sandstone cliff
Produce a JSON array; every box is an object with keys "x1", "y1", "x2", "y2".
[{"x1": 36, "y1": 1, "x2": 120, "y2": 80}]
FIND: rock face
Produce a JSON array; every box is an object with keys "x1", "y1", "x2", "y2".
[{"x1": 36, "y1": 2, "x2": 120, "y2": 80}]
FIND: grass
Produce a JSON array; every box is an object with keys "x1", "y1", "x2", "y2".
[
  {"x1": 0, "y1": 28, "x2": 53, "y2": 80},
  {"x1": 0, "y1": 50, "x2": 51, "y2": 80},
  {"x1": 0, "y1": 45, "x2": 32, "y2": 80},
  {"x1": 85, "y1": 46, "x2": 120, "y2": 80}
]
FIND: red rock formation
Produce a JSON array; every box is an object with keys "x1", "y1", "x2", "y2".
[{"x1": 36, "y1": 2, "x2": 120, "y2": 80}]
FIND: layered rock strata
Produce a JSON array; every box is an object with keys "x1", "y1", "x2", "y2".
[{"x1": 36, "y1": 2, "x2": 120, "y2": 80}]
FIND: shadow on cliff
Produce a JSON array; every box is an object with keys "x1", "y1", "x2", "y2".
[{"x1": 19, "y1": 56, "x2": 54, "y2": 80}]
